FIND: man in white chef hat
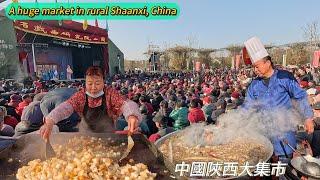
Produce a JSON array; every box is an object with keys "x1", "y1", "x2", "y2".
[{"x1": 243, "y1": 36, "x2": 314, "y2": 160}]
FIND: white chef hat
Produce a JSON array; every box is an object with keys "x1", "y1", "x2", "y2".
[{"x1": 244, "y1": 36, "x2": 269, "y2": 63}]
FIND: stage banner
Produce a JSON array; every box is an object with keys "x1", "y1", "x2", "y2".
[{"x1": 14, "y1": 20, "x2": 108, "y2": 44}]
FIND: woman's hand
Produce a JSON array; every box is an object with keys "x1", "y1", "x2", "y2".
[
  {"x1": 39, "y1": 117, "x2": 55, "y2": 141},
  {"x1": 127, "y1": 115, "x2": 139, "y2": 134}
]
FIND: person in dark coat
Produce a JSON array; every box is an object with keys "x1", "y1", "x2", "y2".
[
  {"x1": 211, "y1": 99, "x2": 227, "y2": 124},
  {"x1": 149, "y1": 109, "x2": 175, "y2": 143},
  {"x1": 139, "y1": 105, "x2": 155, "y2": 136},
  {"x1": 14, "y1": 101, "x2": 44, "y2": 136},
  {"x1": 201, "y1": 96, "x2": 216, "y2": 124},
  {"x1": 40, "y1": 88, "x2": 81, "y2": 132},
  {"x1": 139, "y1": 95, "x2": 154, "y2": 115},
  {"x1": 153, "y1": 100, "x2": 174, "y2": 127},
  {"x1": 151, "y1": 91, "x2": 163, "y2": 111}
]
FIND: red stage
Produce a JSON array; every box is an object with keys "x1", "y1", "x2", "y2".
[{"x1": 14, "y1": 20, "x2": 109, "y2": 79}]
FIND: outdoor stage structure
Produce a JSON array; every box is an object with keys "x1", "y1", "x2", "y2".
[
  {"x1": 14, "y1": 20, "x2": 109, "y2": 79},
  {"x1": 0, "y1": 8, "x2": 124, "y2": 79}
]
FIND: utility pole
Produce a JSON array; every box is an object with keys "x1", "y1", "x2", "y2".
[{"x1": 146, "y1": 41, "x2": 159, "y2": 72}]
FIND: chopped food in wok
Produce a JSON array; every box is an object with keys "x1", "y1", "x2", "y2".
[
  {"x1": 16, "y1": 136, "x2": 156, "y2": 180},
  {"x1": 159, "y1": 134, "x2": 270, "y2": 172}
]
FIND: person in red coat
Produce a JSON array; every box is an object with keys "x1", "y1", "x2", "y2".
[
  {"x1": 16, "y1": 94, "x2": 32, "y2": 117},
  {"x1": 188, "y1": 99, "x2": 205, "y2": 124},
  {"x1": 0, "y1": 106, "x2": 18, "y2": 129},
  {"x1": 33, "y1": 79, "x2": 43, "y2": 90},
  {"x1": 148, "y1": 133, "x2": 161, "y2": 143},
  {"x1": 139, "y1": 95, "x2": 154, "y2": 115},
  {"x1": 4, "y1": 115, "x2": 18, "y2": 129}
]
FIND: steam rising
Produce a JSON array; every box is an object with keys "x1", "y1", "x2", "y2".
[
  {"x1": 12, "y1": 64, "x2": 27, "y2": 83},
  {"x1": 181, "y1": 105, "x2": 303, "y2": 147}
]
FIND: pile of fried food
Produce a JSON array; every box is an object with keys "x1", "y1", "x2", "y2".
[
  {"x1": 159, "y1": 134, "x2": 270, "y2": 166},
  {"x1": 16, "y1": 136, "x2": 156, "y2": 180}
]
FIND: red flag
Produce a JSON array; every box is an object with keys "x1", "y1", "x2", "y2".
[
  {"x1": 242, "y1": 47, "x2": 252, "y2": 65},
  {"x1": 19, "y1": 51, "x2": 28, "y2": 62},
  {"x1": 235, "y1": 55, "x2": 241, "y2": 69},
  {"x1": 312, "y1": 50, "x2": 320, "y2": 67},
  {"x1": 95, "y1": 19, "x2": 99, "y2": 27}
]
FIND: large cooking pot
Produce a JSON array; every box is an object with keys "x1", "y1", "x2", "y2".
[
  {"x1": 0, "y1": 133, "x2": 172, "y2": 180},
  {"x1": 155, "y1": 130, "x2": 274, "y2": 179},
  {"x1": 291, "y1": 155, "x2": 320, "y2": 179}
]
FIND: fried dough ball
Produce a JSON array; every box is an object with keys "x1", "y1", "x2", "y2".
[{"x1": 17, "y1": 136, "x2": 156, "y2": 180}]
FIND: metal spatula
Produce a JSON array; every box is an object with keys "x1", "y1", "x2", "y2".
[
  {"x1": 45, "y1": 139, "x2": 56, "y2": 159},
  {"x1": 119, "y1": 134, "x2": 134, "y2": 162}
]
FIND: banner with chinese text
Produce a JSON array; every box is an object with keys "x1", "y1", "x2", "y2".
[
  {"x1": 14, "y1": 20, "x2": 108, "y2": 44},
  {"x1": 0, "y1": 16, "x2": 22, "y2": 78}
]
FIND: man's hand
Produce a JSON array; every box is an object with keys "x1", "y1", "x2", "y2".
[
  {"x1": 127, "y1": 115, "x2": 139, "y2": 134},
  {"x1": 312, "y1": 94, "x2": 320, "y2": 105},
  {"x1": 305, "y1": 118, "x2": 314, "y2": 134},
  {"x1": 39, "y1": 117, "x2": 55, "y2": 141}
]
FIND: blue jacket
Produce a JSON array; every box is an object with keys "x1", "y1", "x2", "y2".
[{"x1": 244, "y1": 69, "x2": 313, "y2": 156}]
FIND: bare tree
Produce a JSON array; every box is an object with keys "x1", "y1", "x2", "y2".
[
  {"x1": 186, "y1": 34, "x2": 199, "y2": 49},
  {"x1": 226, "y1": 44, "x2": 242, "y2": 56},
  {"x1": 303, "y1": 21, "x2": 320, "y2": 61},
  {"x1": 197, "y1": 48, "x2": 216, "y2": 67},
  {"x1": 269, "y1": 47, "x2": 286, "y2": 65},
  {"x1": 168, "y1": 46, "x2": 195, "y2": 70},
  {"x1": 186, "y1": 34, "x2": 199, "y2": 70},
  {"x1": 161, "y1": 41, "x2": 171, "y2": 70},
  {"x1": 286, "y1": 43, "x2": 309, "y2": 65}
]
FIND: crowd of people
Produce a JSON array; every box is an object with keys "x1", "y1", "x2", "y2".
[{"x1": 0, "y1": 63, "x2": 320, "y2": 157}]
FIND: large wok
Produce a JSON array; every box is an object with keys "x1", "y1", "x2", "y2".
[
  {"x1": 155, "y1": 131, "x2": 274, "y2": 179},
  {"x1": 0, "y1": 133, "x2": 172, "y2": 180},
  {"x1": 291, "y1": 155, "x2": 320, "y2": 179}
]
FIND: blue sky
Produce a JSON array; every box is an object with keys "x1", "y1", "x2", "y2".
[{"x1": 1, "y1": 0, "x2": 320, "y2": 60}]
